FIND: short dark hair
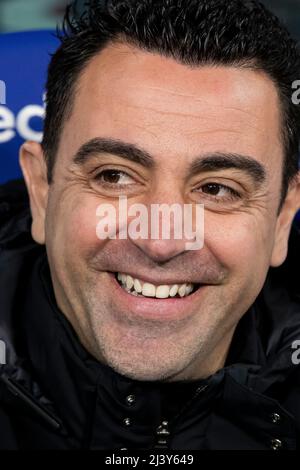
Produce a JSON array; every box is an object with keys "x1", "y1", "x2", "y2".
[{"x1": 42, "y1": 0, "x2": 300, "y2": 207}]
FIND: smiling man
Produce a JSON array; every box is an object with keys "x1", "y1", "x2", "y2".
[{"x1": 1, "y1": 0, "x2": 300, "y2": 450}]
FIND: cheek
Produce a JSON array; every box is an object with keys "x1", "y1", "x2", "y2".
[
  {"x1": 46, "y1": 197, "x2": 108, "y2": 269},
  {"x1": 205, "y1": 213, "x2": 275, "y2": 287},
  {"x1": 68, "y1": 203, "x2": 110, "y2": 261}
]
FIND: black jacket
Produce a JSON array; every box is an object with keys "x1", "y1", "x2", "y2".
[{"x1": 1, "y1": 178, "x2": 300, "y2": 450}]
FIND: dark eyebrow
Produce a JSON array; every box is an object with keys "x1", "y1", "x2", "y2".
[
  {"x1": 73, "y1": 138, "x2": 266, "y2": 186},
  {"x1": 189, "y1": 152, "x2": 266, "y2": 185},
  {"x1": 73, "y1": 137, "x2": 155, "y2": 169}
]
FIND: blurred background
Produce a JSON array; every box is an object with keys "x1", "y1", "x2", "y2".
[
  {"x1": 0, "y1": 0, "x2": 299, "y2": 36},
  {"x1": 0, "y1": 0, "x2": 300, "y2": 36}
]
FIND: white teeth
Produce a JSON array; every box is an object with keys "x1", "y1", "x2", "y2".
[
  {"x1": 155, "y1": 285, "x2": 170, "y2": 299},
  {"x1": 134, "y1": 278, "x2": 142, "y2": 293},
  {"x1": 169, "y1": 284, "x2": 179, "y2": 297},
  {"x1": 126, "y1": 275, "x2": 134, "y2": 290},
  {"x1": 142, "y1": 283, "x2": 156, "y2": 297},
  {"x1": 117, "y1": 273, "x2": 196, "y2": 299},
  {"x1": 185, "y1": 284, "x2": 194, "y2": 295},
  {"x1": 178, "y1": 284, "x2": 187, "y2": 297}
]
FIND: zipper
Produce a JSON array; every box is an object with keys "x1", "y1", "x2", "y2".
[
  {"x1": 154, "y1": 384, "x2": 209, "y2": 449},
  {"x1": 155, "y1": 420, "x2": 170, "y2": 448}
]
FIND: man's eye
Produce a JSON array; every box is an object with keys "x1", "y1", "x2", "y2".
[
  {"x1": 195, "y1": 183, "x2": 241, "y2": 201},
  {"x1": 94, "y1": 169, "x2": 134, "y2": 186}
]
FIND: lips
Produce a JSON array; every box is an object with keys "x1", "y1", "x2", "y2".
[{"x1": 108, "y1": 271, "x2": 206, "y2": 321}]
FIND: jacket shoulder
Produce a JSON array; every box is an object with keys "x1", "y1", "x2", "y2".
[
  {"x1": 0, "y1": 179, "x2": 29, "y2": 226},
  {"x1": 0, "y1": 402, "x2": 19, "y2": 449}
]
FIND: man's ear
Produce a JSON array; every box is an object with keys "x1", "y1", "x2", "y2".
[
  {"x1": 19, "y1": 141, "x2": 49, "y2": 245},
  {"x1": 271, "y1": 172, "x2": 300, "y2": 267}
]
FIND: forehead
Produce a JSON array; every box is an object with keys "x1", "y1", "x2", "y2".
[{"x1": 61, "y1": 42, "x2": 283, "y2": 169}]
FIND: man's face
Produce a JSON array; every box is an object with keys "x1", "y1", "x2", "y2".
[{"x1": 23, "y1": 43, "x2": 298, "y2": 381}]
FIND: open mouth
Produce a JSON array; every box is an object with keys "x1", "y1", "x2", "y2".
[{"x1": 114, "y1": 272, "x2": 201, "y2": 299}]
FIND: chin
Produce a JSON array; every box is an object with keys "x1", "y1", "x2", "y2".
[
  {"x1": 112, "y1": 365, "x2": 176, "y2": 382},
  {"x1": 102, "y1": 350, "x2": 192, "y2": 382}
]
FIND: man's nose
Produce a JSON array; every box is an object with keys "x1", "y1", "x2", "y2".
[
  {"x1": 133, "y1": 237, "x2": 191, "y2": 264},
  {"x1": 127, "y1": 189, "x2": 198, "y2": 264}
]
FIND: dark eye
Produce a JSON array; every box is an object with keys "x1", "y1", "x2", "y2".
[
  {"x1": 195, "y1": 183, "x2": 241, "y2": 200},
  {"x1": 202, "y1": 183, "x2": 223, "y2": 196},
  {"x1": 94, "y1": 169, "x2": 134, "y2": 186}
]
